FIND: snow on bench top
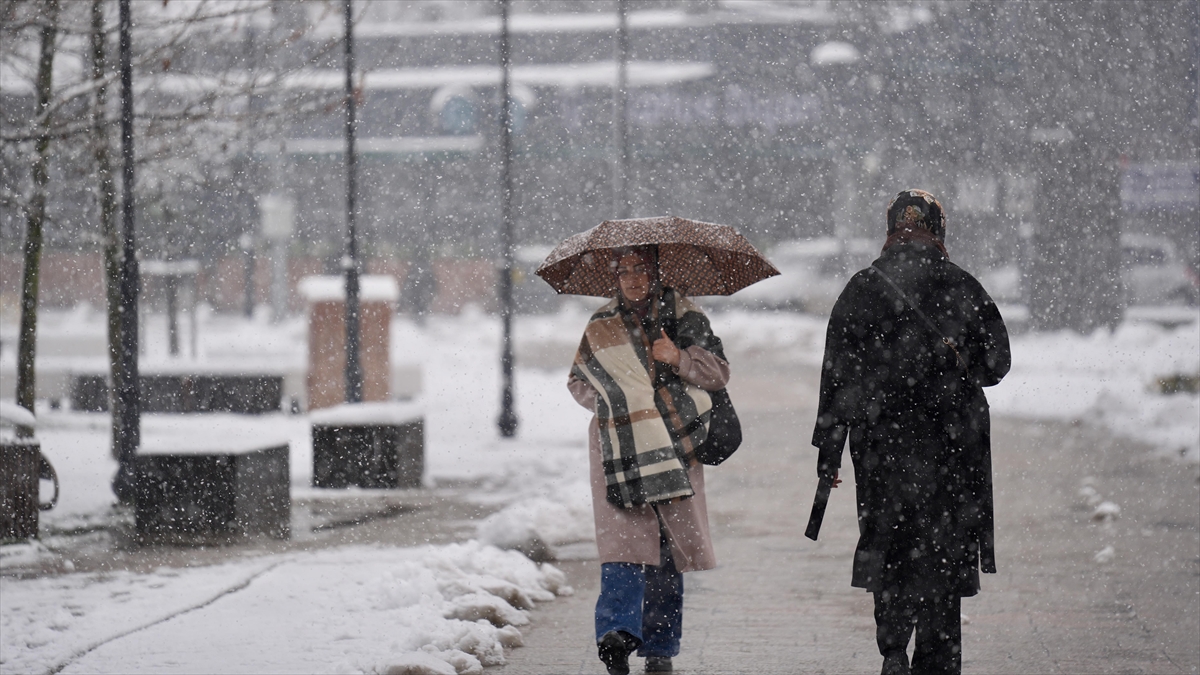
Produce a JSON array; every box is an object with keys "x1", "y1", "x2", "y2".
[
  {"x1": 0, "y1": 356, "x2": 298, "y2": 377},
  {"x1": 0, "y1": 400, "x2": 36, "y2": 430},
  {"x1": 138, "y1": 414, "x2": 291, "y2": 456},
  {"x1": 297, "y1": 275, "x2": 400, "y2": 303},
  {"x1": 309, "y1": 401, "x2": 424, "y2": 427}
]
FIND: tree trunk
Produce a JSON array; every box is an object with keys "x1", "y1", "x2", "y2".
[
  {"x1": 15, "y1": 0, "x2": 60, "y2": 437},
  {"x1": 91, "y1": 0, "x2": 124, "y2": 457}
]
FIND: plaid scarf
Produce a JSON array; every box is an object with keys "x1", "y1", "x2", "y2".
[{"x1": 572, "y1": 288, "x2": 721, "y2": 508}]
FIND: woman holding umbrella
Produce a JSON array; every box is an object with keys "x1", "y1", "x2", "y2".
[
  {"x1": 542, "y1": 217, "x2": 775, "y2": 675},
  {"x1": 567, "y1": 244, "x2": 728, "y2": 675}
]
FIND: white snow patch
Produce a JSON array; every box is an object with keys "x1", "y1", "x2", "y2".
[
  {"x1": 1078, "y1": 484, "x2": 1104, "y2": 508},
  {"x1": 1092, "y1": 501, "x2": 1121, "y2": 522},
  {"x1": 0, "y1": 540, "x2": 58, "y2": 570},
  {"x1": 382, "y1": 651, "x2": 459, "y2": 675},
  {"x1": 309, "y1": 400, "x2": 425, "y2": 426},
  {"x1": 3, "y1": 542, "x2": 567, "y2": 674},
  {"x1": 0, "y1": 399, "x2": 36, "y2": 429},
  {"x1": 987, "y1": 318, "x2": 1199, "y2": 464},
  {"x1": 475, "y1": 484, "x2": 594, "y2": 560},
  {"x1": 297, "y1": 274, "x2": 400, "y2": 302}
]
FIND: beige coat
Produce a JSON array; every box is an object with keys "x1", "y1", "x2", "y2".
[{"x1": 569, "y1": 346, "x2": 730, "y2": 573}]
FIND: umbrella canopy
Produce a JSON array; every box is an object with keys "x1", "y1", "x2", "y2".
[{"x1": 535, "y1": 216, "x2": 779, "y2": 297}]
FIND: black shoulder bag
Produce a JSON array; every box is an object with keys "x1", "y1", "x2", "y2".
[
  {"x1": 658, "y1": 303, "x2": 742, "y2": 466},
  {"x1": 694, "y1": 387, "x2": 742, "y2": 465}
]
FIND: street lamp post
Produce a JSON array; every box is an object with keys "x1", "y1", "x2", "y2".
[
  {"x1": 612, "y1": 0, "x2": 629, "y2": 219},
  {"x1": 112, "y1": 0, "x2": 140, "y2": 502},
  {"x1": 496, "y1": 0, "x2": 518, "y2": 437},
  {"x1": 238, "y1": 232, "x2": 255, "y2": 319},
  {"x1": 342, "y1": 0, "x2": 363, "y2": 404}
]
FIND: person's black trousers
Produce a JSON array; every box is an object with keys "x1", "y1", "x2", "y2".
[{"x1": 873, "y1": 589, "x2": 962, "y2": 675}]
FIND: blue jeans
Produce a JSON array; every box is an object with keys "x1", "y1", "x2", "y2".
[{"x1": 594, "y1": 525, "x2": 684, "y2": 658}]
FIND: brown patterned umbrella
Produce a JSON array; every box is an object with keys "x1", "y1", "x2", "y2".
[{"x1": 535, "y1": 216, "x2": 779, "y2": 297}]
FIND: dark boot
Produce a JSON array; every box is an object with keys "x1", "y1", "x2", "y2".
[
  {"x1": 645, "y1": 655, "x2": 673, "y2": 672},
  {"x1": 598, "y1": 630, "x2": 638, "y2": 675},
  {"x1": 882, "y1": 650, "x2": 911, "y2": 675}
]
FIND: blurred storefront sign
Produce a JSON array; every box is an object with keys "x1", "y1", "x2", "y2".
[{"x1": 1121, "y1": 161, "x2": 1200, "y2": 212}]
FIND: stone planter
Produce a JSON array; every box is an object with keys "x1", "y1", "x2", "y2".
[
  {"x1": 311, "y1": 402, "x2": 424, "y2": 489},
  {"x1": 0, "y1": 439, "x2": 40, "y2": 541},
  {"x1": 134, "y1": 417, "x2": 291, "y2": 543}
]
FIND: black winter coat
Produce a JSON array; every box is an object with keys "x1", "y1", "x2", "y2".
[{"x1": 812, "y1": 241, "x2": 1010, "y2": 597}]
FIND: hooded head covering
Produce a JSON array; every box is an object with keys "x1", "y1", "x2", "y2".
[
  {"x1": 886, "y1": 189, "x2": 946, "y2": 241},
  {"x1": 883, "y1": 189, "x2": 949, "y2": 259}
]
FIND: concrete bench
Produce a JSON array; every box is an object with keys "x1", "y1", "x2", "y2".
[
  {"x1": 134, "y1": 416, "x2": 290, "y2": 543},
  {"x1": 71, "y1": 373, "x2": 285, "y2": 414},
  {"x1": 0, "y1": 402, "x2": 50, "y2": 541},
  {"x1": 0, "y1": 439, "x2": 41, "y2": 541},
  {"x1": 310, "y1": 402, "x2": 424, "y2": 489}
]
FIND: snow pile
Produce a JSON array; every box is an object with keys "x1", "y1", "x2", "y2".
[
  {"x1": 0, "y1": 540, "x2": 59, "y2": 571},
  {"x1": 395, "y1": 314, "x2": 597, "y2": 561},
  {"x1": 1, "y1": 542, "x2": 570, "y2": 674},
  {"x1": 474, "y1": 477, "x2": 594, "y2": 561},
  {"x1": 0, "y1": 399, "x2": 37, "y2": 435},
  {"x1": 1091, "y1": 501, "x2": 1121, "y2": 522},
  {"x1": 988, "y1": 319, "x2": 1200, "y2": 463}
]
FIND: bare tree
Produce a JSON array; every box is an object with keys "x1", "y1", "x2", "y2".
[
  {"x1": 1, "y1": 1, "x2": 348, "y2": 451},
  {"x1": 14, "y1": 0, "x2": 58, "y2": 435},
  {"x1": 88, "y1": 0, "x2": 124, "y2": 449}
]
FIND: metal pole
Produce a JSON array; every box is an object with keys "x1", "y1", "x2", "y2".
[
  {"x1": 166, "y1": 275, "x2": 179, "y2": 356},
  {"x1": 189, "y1": 275, "x2": 198, "y2": 359},
  {"x1": 241, "y1": 234, "x2": 255, "y2": 318},
  {"x1": 612, "y1": 0, "x2": 629, "y2": 219},
  {"x1": 343, "y1": 0, "x2": 363, "y2": 403},
  {"x1": 496, "y1": 0, "x2": 518, "y2": 437},
  {"x1": 112, "y1": 0, "x2": 140, "y2": 503}
]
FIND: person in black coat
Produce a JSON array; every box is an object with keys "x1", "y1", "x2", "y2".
[{"x1": 812, "y1": 189, "x2": 1011, "y2": 675}]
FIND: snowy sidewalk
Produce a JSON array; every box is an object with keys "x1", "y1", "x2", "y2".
[{"x1": 498, "y1": 356, "x2": 1200, "y2": 675}]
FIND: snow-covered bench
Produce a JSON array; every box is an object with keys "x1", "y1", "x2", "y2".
[
  {"x1": 135, "y1": 416, "x2": 290, "y2": 543},
  {"x1": 71, "y1": 372, "x2": 285, "y2": 414},
  {"x1": 1, "y1": 402, "x2": 44, "y2": 541},
  {"x1": 310, "y1": 402, "x2": 424, "y2": 489}
]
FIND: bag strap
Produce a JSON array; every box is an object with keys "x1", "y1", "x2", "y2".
[
  {"x1": 870, "y1": 264, "x2": 967, "y2": 371},
  {"x1": 38, "y1": 452, "x2": 59, "y2": 511}
]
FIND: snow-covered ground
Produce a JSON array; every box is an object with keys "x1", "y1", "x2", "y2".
[
  {"x1": 2, "y1": 306, "x2": 595, "y2": 675},
  {"x1": 2, "y1": 302, "x2": 1196, "y2": 673},
  {"x1": 986, "y1": 317, "x2": 1200, "y2": 464},
  {"x1": 3, "y1": 542, "x2": 568, "y2": 675}
]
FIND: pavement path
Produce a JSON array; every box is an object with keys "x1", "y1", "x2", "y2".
[{"x1": 498, "y1": 353, "x2": 1200, "y2": 675}]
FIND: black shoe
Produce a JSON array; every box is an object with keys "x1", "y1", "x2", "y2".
[
  {"x1": 881, "y1": 651, "x2": 910, "y2": 675},
  {"x1": 645, "y1": 655, "x2": 673, "y2": 672},
  {"x1": 598, "y1": 631, "x2": 637, "y2": 675}
]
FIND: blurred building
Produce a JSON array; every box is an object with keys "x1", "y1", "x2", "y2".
[{"x1": 1, "y1": 0, "x2": 1195, "y2": 318}]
